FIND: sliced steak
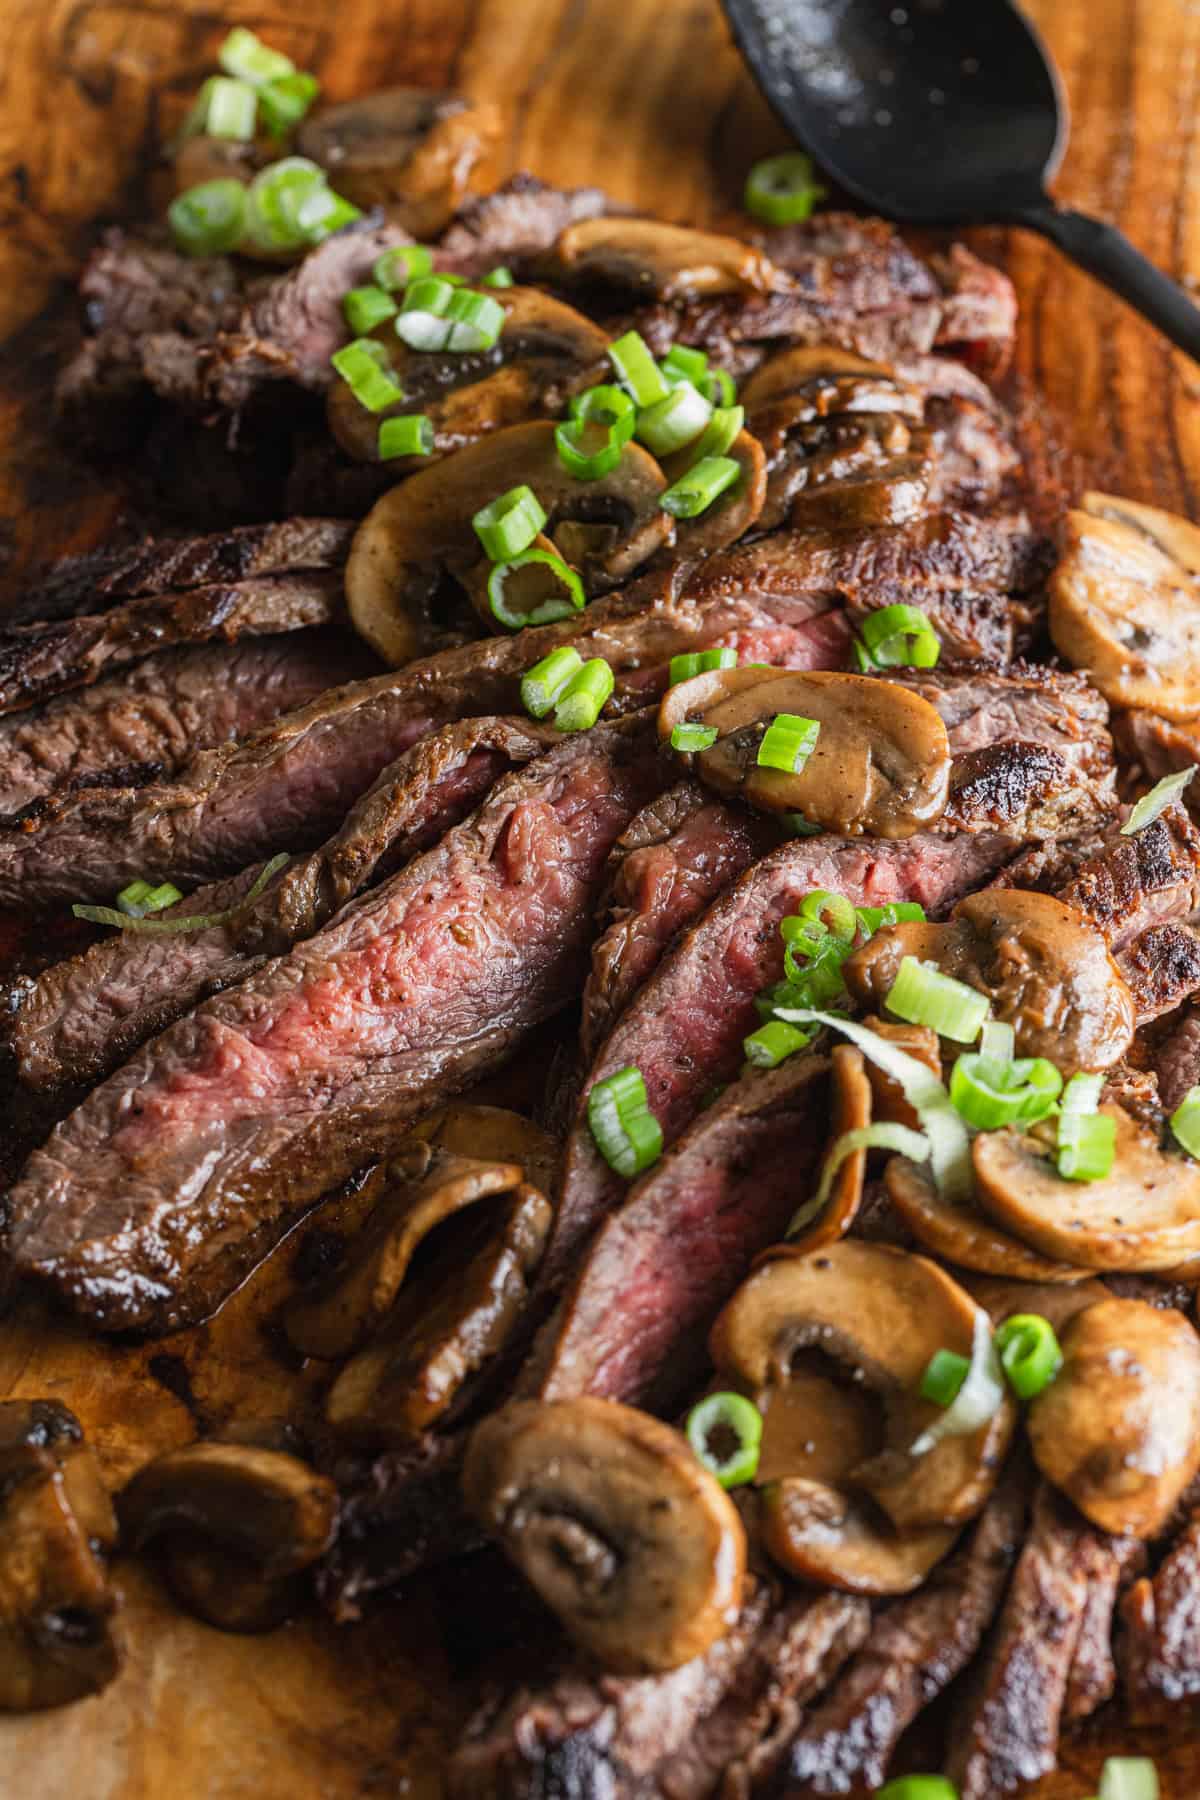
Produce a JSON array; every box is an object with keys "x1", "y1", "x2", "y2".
[
  {"x1": 318, "y1": 1433, "x2": 475, "y2": 1620},
  {"x1": 437, "y1": 173, "x2": 613, "y2": 274},
  {"x1": 924, "y1": 394, "x2": 1024, "y2": 516},
  {"x1": 1119, "y1": 1504, "x2": 1200, "y2": 1720},
  {"x1": 778, "y1": 1458, "x2": 1029, "y2": 1797},
  {"x1": 0, "y1": 629, "x2": 372, "y2": 818},
  {"x1": 1054, "y1": 805, "x2": 1200, "y2": 953},
  {"x1": 447, "y1": 1579, "x2": 869, "y2": 1800},
  {"x1": 1153, "y1": 1005, "x2": 1200, "y2": 1111},
  {"x1": 1113, "y1": 707, "x2": 1200, "y2": 784},
  {"x1": 1063, "y1": 1533, "x2": 1145, "y2": 1725},
  {"x1": 582, "y1": 781, "x2": 775, "y2": 1060},
  {"x1": 4, "y1": 717, "x2": 664, "y2": 1334},
  {"x1": 1120, "y1": 921, "x2": 1200, "y2": 1023}
]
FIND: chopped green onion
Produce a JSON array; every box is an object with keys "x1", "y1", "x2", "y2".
[
  {"x1": 663, "y1": 455, "x2": 741, "y2": 519},
  {"x1": 979, "y1": 1019, "x2": 1015, "y2": 1063},
  {"x1": 487, "y1": 550, "x2": 584, "y2": 631},
  {"x1": 568, "y1": 384, "x2": 637, "y2": 445},
  {"x1": 699, "y1": 367, "x2": 737, "y2": 408},
  {"x1": 608, "y1": 330, "x2": 670, "y2": 407},
  {"x1": 555, "y1": 417, "x2": 623, "y2": 481},
  {"x1": 1171, "y1": 1084, "x2": 1200, "y2": 1157},
  {"x1": 331, "y1": 339, "x2": 403, "y2": 412},
  {"x1": 994, "y1": 1314, "x2": 1063, "y2": 1400},
  {"x1": 482, "y1": 265, "x2": 514, "y2": 288},
  {"x1": 920, "y1": 1348, "x2": 970, "y2": 1407},
  {"x1": 258, "y1": 71, "x2": 320, "y2": 137},
  {"x1": 1057, "y1": 1111, "x2": 1117, "y2": 1182},
  {"x1": 886, "y1": 956, "x2": 989, "y2": 1044},
  {"x1": 1061, "y1": 1070, "x2": 1105, "y2": 1116},
  {"x1": 676, "y1": 405, "x2": 744, "y2": 473},
  {"x1": 685, "y1": 1392, "x2": 762, "y2": 1488},
  {"x1": 1097, "y1": 1757, "x2": 1159, "y2": 1800},
  {"x1": 859, "y1": 603, "x2": 941, "y2": 670},
  {"x1": 444, "y1": 287, "x2": 506, "y2": 352},
  {"x1": 587, "y1": 1065, "x2": 663, "y2": 1177},
  {"x1": 141, "y1": 882, "x2": 183, "y2": 914},
  {"x1": 473, "y1": 485, "x2": 547, "y2": 562},
  {"x1": 1122, "y1": 765, "x2": 1198, "y2": 834},
  {"x1": 203, "y1": 75, "x2": 258, "y2": 140},
  {"x1": 744, "y1": 150, "x2": 827, "y2": 225},
  {"x1": 293, "y1": 184, "x2": 360, "y2": 239},
  {"x1": 852, "y1": 638, "x2": 873, "y2": 673},
  {"x1": 782, "y1": 931, "x2": 851, "y2": 1004},
  {"x1": 395, "y1": 275, "x2": 457, "y2": 349},
  {"x1": 911, "y1": 1309, "x2": 1004, "y2": 1455},
  {"x1": 168, "y1": 180, "x2": 248, "y2": 257},
  {"x1": 782, "y1": 813, "x2": 823, "y2": 837},
  {"x1": 662, "y1": 343, "x2": 709, "y2": 384},
  {"x1": 781, "y1": 914, "x2": 830, "y2": 963},
  {"x1": 218, "y1": 26, "x2": 294, "y2": 85},
  {"x1": 245, "y1": 158, "x2": 356, "y2": 253},
  {"x1": 950, "y1": 1052, "x2": 1063, "y2": 1130},
  {"x1": 520, "y1": 647, "x2": 584, "y2": 720},
  {"x1": 555, "y1": 658, "x2": 614, "y2": 731},
  {"x1": 116, "y1": 879, "x2": 154, "y2": 917},
  {"x1": 798, "y1": 889, "x2": 857, "y2": 942},
  {"x1": 669, "y1": 647, "x2": 737, "y2": 685},
  {"x1": 74, "y1": 854, "x2": 289, "y2": 936},
  {"x1": 343, "y1": 285, "x2": 398, "y2": 335},
  {"x1": 790, "y1": 1121, "x2": 929, "y2": 1235},
  {"x1": 378, "y1": 414, "x2": 435, "y2": 460},
  {"x1": 743, "y1": 1018, "x2": 812, "y2": 1069},
  {"x1": 671, "y1": 721, "x2": 719, "y2": 754},
  {"x1": 874, "y1": 1777, "x2": 959, "y2": 1800},
  {"x1": 636, "y1": 381, "x2": 712, "y2": 458},
  {"x1": 374, "y1": 244, "x2": 434, "y2": 290},
  {"x1": 855, "y1": 901, "x2": 927, "y2": 936},
  {"x1": 757, "y1": 713, "x2": 820, "y2": 774}
]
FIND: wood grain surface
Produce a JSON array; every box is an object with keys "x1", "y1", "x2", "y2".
[{"x1": 1, "y1": 0, "x2": 1200, "y2": 1792}]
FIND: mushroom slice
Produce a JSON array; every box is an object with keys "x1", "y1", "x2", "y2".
[
  {"x1": 158, "y1": 1540, "x2": 306, "y2": 1635},
  {"x1": 462, "y1": 1397, "x2": 745, "y2": 1673},
  {"x1": 846, "y1": 888, "x2": 1137, "y2": 1075},
  {"x1": 658, "y1": 666, "x2": 950, "y2": 836},
  {"x1": 1048, "y1": 490, "x2": 1200, "y2": 719},
  {"x1": 1027, "y1": 1298, "x2": 1200, "y2": 1537},
  {"x1": 325, "y1": 1180, "x2": 553, "y2": 1443},
  {"x1": 885, "y1": 1154, "x2": 1090, "y2": 1283},
  {"x1": 346, "y1": 420, "x2": 670, "y2": 665},
  {"x1": 0, "y1": 1402, "x2": 121, "y2": 1711},
  {"x1": 664, "y1": 428, "x2": 767, "y2": 555},
  {"x1": 973, "y1": 1105, "x2": 1200, "y2": 1271},
  {"x1": 296, "y1": 89, "x2": 498, "y2": 232},
  {"x1": 710, "y1": 1241, "x2": 1017, "y2": 1532},
  {"x1": 545, "y1": 217, "x2": 779, "y2": 299},
  {"x1": 406, "y1": 1103, "x2": 559, "y2": 1194},
  {"x1": 778, "y1": 1045, "x2": 872, "y2": 1254},
  {"x1": 760, "y1": 1478, "x2": 958, "y2": 1596},
  {"x1": 739, "y1": 347, "x2": 924, "y2": 421},
  {"x1": 860, "y1": 1017, "x2": 941, "y2": 1128}
]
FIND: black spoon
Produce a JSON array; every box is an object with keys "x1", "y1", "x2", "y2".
[{"x1": 721, "y1": 0, "x2": 1200, "y2": 361}]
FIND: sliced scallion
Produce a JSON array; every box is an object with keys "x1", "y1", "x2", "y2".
[
  {"x1": 1171, "y1": 1084, "x2": 1200, "y2": 1157},
  {"x1": 444, "y1": 287, "x2": 506, "y2": 352},
  {"x1": 168, "y1": 180, "x2": 248, "y2": 257},
  {"x1": 662, "y1": 342, "x2": 709, "y2": 384},
  {"x1": 1121, "y1": 765, "x2": 1198, "y2": 835},
  {"x1": 473, "y1": 485, "x2": 547, "y2": 562},
  {"x1": 201, "y1": 75, "x2": 258, "y2": 141},
  {"x1": 910, "y1": 1309, "x2": 1004, "y2": 1455},
  {"x1": 374, "y1": 244, "x2": 434, "y2": 291},
  {"x1": 979, "y1": 1019, "x2": 1016, "y2": 1064},
  {"x1": 218, "y1": 26, "x2": 295, "y2": 85},
  {"x1": 1057, "y1": 1110, "x2": 1117, "y2": 1182},
  {"x1": 378, "y1": 413, "x2": 435, "y2": 460},
  {"x1": 920, "y1": 1347, "x2": 970, "y2": 1407},
  {"x1": 394, "y1": 275, "x2": 457, "y2": 350},
  {"x1": 669, "y1": 647, "x2": 737, "y2": 685},
  {"x1": 608, "y1": 329, "x2": 670, "y2": 407},
  {"x1": 663, "y1": 454, "x2": 741, "y2": 519},
  {"x1": 331, "y1": 339, "x2": 404, "y2": 412},
  {"x1": 116, "y1": 879, "x2": 154, "y2": 918},
  {"x1": 677, "y1": 404, "x2": 744, "y2": 472},
  {"x1": 555, "y1": 657, "x2": 614, "y2": 731},
  {"x1": 685, "y1": 1392, "x2": 762, "y2": 1488},
  {"x1": 743, "y1": 1017, "x2": 812, "y2": 1069},
  {"x1": 744, "y1": 150, "x2": 827, "y2": 226},
  {"x1": 994, "y1": 1313, "x2": 1063, "y2": 1400},
  {"x1": 568, "y1": 384, "x2": 637, "y2": 445},
  {"x1": 671, "y1": 721, "x2": 719, "y2": 754},
  {"x1": 555, "y1": 417, "x2": 623, "y2": 481},
  {"x1": 636, "y1": 381, "x2": 712, "y2": 458},
  {"x1": 798, "y1": 889, "x2": 857, "y2": 942},
  {"x1": 699, "y1": 367, "x2": 737, "y2": 408},
  {"x1": 74, "y1": 854, "x2": 289, "y2": 936},
  {"x1": 886, "y1": 956, "x2": 989, "y2": 1044},
  {"x1": 874, "y1": 1775, "x2": 960, "y2": 1800},
  {"x1": 258, "y1": 71, "x2": 320, "y2": 137},
  {"x1": 487, "y1": 549, "x2": 584, "y2": 631},
  {"x1": 343, "y1": 284, "x2": 397, "y2": 335},
  {"x1": 1097, "y1": 1757, "x2": 1160, "y2": 1800},
  {"x1": 855, "y1": 900, "x2": 927, "y2": 936},
  {"x1": 950, "y1": 1051, "x2": 1063, "y2": 1130},
  {"x1": 587, "y1": 1065, "x2": 662, "y2": 1177},
  {"x1": 790, "y1": 1120, "x2": 929, "y2": 1235},
  {"x1": 482, "y1": 265, "x2": 514, "y2": 288},
  {"x1": 757, "y1": 713, "x2": 820, "y2": 774},
  {"x1": 520, "y1": 647, "x2": 583, "y2": 720},
  {"x1": 1061, "y1": 1070, "x2": 1105, "y2": 1116},
  {"x1": 859, "y1": 603, "x2": 941, "y2": 670}
]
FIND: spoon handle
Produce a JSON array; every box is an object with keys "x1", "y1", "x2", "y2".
[{"x1": 1012, "y1": 202, "x2": 1200, "y2": 363}]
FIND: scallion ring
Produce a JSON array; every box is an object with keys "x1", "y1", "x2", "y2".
[
  {"x1": 473, "y1": 485, "x2": 548, "y2": 562},
  {"x1": 676, "y1": 405, "x2": 744, "y2": 473},
  {"x1": 744, "y1": 150, "x2": 827, "y2": 225},
  {"x1": 1171, "y1": 1084, "x2": 1200, "y2": 1157},
  {"x1": 1097, "y1": 1756, "x2": 1160, "y2": 1800},
  {"x1": 1056, "y1": 1110, "x2": 1117, "y2": 1182},
  {"x1": 636, "y1": 381, "x2": 712, "y2": 458},
  {"x1": 743, "y1": 1017, "x2": 813, "y2": 1070},
  {"x1": 520, "y1": 647, "x2": 583, "y2": 720},
  {"x1": 218, "y1": 26, "x2": 295, "y2": 85},
  {"x1": 797, "y1": 889, "x2": 857, "y2": 942},
  {"x1": 587, "y1": 1065, "x2": 663, "y2": 1177},
  {"x1": 859, "y1": 603, "x2": 941, "y2": 670},
  {"x1": 394, "y1": 275, "x2": 458, "y2": 350},
  {"x1": 662, "y1": 454, "x2": 741, "y2": 519},
  {"x1": 487, "y1": 549, "x2": 584, "y2": 631},
  {"x1": 374, "y1": 244, "x2": 433, "y2": 291},
  {"x1": 74, "y1": 854, "x2": 289, "y2": 936},
  {"x1": 201, "y1": 74, "x2": 259, "y2": 141},
  {"x1": 685, "y1": 1392, "x2": 762, "y2": 1489},
  {"x1": 661, "y1": 342, "x2": 709, "y2": 385},
  {"x1": 757, "y1": 713, "x2": 820, "y2": 774},
  {"x1": 873, "y1": 1777, "x2": 960, "y2": 1800},
  {"x1": 343, "y1": 284, "x2": 397, "y2": 335},
  {"x1": 950, "y1": 1052, "x2": 1063, "y2": 1130},
  {"x1": 258, "y1": 71, "x2": 320, "y2": 137},
  {"x1": 568, "y1": 383, "x2": 637, "y2": 445},
  {"x1": 608, "y1": 329, "x2": 670, "y2": 407},
  {"x1": 378, "y1": 414, "x2": 435, "y2": 460},
  {"x1": 554, "y1": 658, "x2": 614, "y2": 732},
  {"x1": 698, "y1": 367, "x2": 737, "y2": 408},
  {"x1": 669, "y1": 647, "x2": 737, "y2": 685},
  {"x1": 482, "y1": 265, "x2": 514, "y2": 288},
  {"x1": 168, "y1": 180, "x2": 248, "y2": 257},
  {"x1": 993, "y1": 1313, "x2": 1063, "y2": 1400},
  {"x1": 886, "y1": 956, "x2": 989, "y2": 1044},
  {"x1": 670, "y1": 721, "x2": 719, "y2": 754},
  {"x1": 855, "y1": 901, "x2": 927, "y2": 937},
  {"x1": 555, "y1": 416, "x2": 623, "y2": 481},
  {"x1": 444, "y1": 287, "x2": 506, "y2": 352},
  {"x1": 331, "y1": 339, "x2": 404, "y2": 413},
  {"x1": 919, "y1": 1347, "x2": 971, "y2": 1408}
]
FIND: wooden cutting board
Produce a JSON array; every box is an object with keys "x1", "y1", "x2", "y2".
[{"x1": 2, "y1": 0, "x2": 1200, "y2": 1791}]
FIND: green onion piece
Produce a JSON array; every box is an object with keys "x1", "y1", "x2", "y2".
[
  {"x1": 855, "y1": 901, "x2": 927, "y2": 937},
  {"x1": 258, "y1": 71, "x2": 320, "y2": 137},
  {"x1": 886, "y1": 956, "x2": 990, "y2": 1044},
  {"x1": 394, "y1": 274, "x2": 457, "y2": 349},
  {"x1": 920, "y1": 1347, "x2": 970, "y2": 1407},
  {"x1": 378, "y1": 414, "x2": 435, "y2": 460},
  {"x1": 782, "y1": 932, "x2": 851, "y2": 1004},
  {"x1": 116, "y1": 879, "x2": 155, "y2": 917},
  {"x1": 790, "y1": 1121, "x2": 929, "y2": 1235},
  {"x1": 950, "y1": 1052, "x2": 1063, "y2": 1130},
  {"x1": 555, "y1": 658, "x2": 614, "y2": 732},
  {"x1": 587, "y1": 1065, "x2": 663, "y2": 1177},
  {"x1": 994, "y1": 1313, "x2": 1063, "y2": 1400},
  {"x1": 482, "y1": 265, "x2": 514, "y2": 288},
  {"x1": 608, "y1": 330, "x2": 670, "y2": 407},
  {"x1": 671, "y1": 721, "x2": 719, "y2": 754},
  {"x1": 757, "y1": 713, "x2": 820, "y2": 774},
  {"x1": 1057, "y1": 1110, "x2": 1117, "y2": 1182},
  {"x1": 473, "y1": 485, "x2": 547, "y2": 562},
  {"x1": 798, "y1": 889, "x2": 857, "y2": 942},
  {"x1": 142, "y1": 882, "x2": 184, "y2": 914},
  {"x1": 554, "y1": 417, "x2": 623, "y2": 481},
  {"x1": 294, "y1": 184, "x2": 360, "y2": 239},
  {"x1": 677, "y1": 404, "x2": 744, "y2": 473},
  {"x1": 1097, "y1": 1757, "x2": 1160, "y2": 1800},
  {"x1": 487, "y1": 550, "x2": 584, "y2": 631},
  {"x1": 699, "y1": 367, "x2": 737, "y2": 408},
  {"x1": 444, "y1": 287, "x2": 506, "y2": 352},
  {"x1": 860, "y1": 603, "x2": 941, "y2": 670},
  {"x1": 685, "y1": 1392, "x2": 762, "y2": 1488},
  {"x1": 874, "y1": 1776, "x2": 959, "y2": 1800},
  {"x1": 669, "y1": 648, "x2": 737, "y2": 685},
  {"x1": 979, "y1": 1019, "x2": 1016, "y2": 1063},
  {"x1": 781, "y1": 914, "x2": 830, "y2": 963},
  {"x1": 374, "y1": 244, "x2": 434, "y2": 290},
  {"x1": 343, "y1": 284, "x2": 398, "y2": 335},
  {"x1": 636, "y1": 381, "x2": 712, "y2": 458},
  {"x1": 73, "y1": 854, "x2": 289, "y2": 936},
  {"x1": 1171, "y1": 1084, "x2": 1200, "y2": 1157},
  {"x1": 520, "y1": 647, "x2": 584, "y2": 719},
  {"x1": 203, "y1": 75, "x2": 258, "y2": 141},
  {"x1": 244, "y1": 157, "x2": 333, "y2": 252},
  {"x1": 1121, "y1": 765, "x2": 1198, "y2": 834},
  {"x1": 663, "y1": 454, "x2": 741, "y2": 519},
  {"x1": 168, "y1": 180, "x2": 248, "y2": 257},
  {"x1": 662, "y1": 343, "x2": 709, "y2": 384},
  {"x1": 1061, "y1": 1070, "x2": 1105, "y2": 1116},
  {"x1": 782, "y1": 813, "x2": 823, "y2": 837},
  {"x1": 852, "y1": 638, "x2": 874, "y2": 673},
  {"x1": 744, "y1": 150, "x2": 827, "y2": 225},
  {"x1": 218, "y1": 26, "x2": 295, "y2": 84},
  {"x1": 743, "y1": 1018, "x2": 812, "y2": 1069},
  {"x1": 911, "y1": 1309, "x2": 1004, "y2": 1455},
  {"x1": 568, "y1": 384, "x2": 637, "y2": 445},
  {"x1": 331, "y1": 339, "x2": 404, "y2": 413}
]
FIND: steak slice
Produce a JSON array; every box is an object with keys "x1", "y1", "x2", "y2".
[
  {"x1": 446, "y1": 1580, "x2": 870, "y2": 1800},
  {"x1": 0, "y1": 629, "x2": 372, "y2": 818},
  {"x1": 582, "y1": 781, "x2": 775, "y2": 1060},
  {"x1": 1055, "y1": 805, "x2": 1200, "y2": 953},
  {"x1": 1063, "y1": 1533, "x2": 1145, "y2": 1725},
  {"x1": 1113, "y1": 707, "x2": 1200, "y2": 784},
  {"x1": 778, "y1": 1458, "x2": 1029, "y2": 1797},
  {"x1": 437, "y1": 173, "x2": 613, "y2": 274},
  {"x1": 1153, "y1": 1005, "x2": 1200, "y2": 1111},
  {"x1": 1119, "y1": 920, "x2": 1200, "y2": 1024},
  {"x1": 1119, "y1": 1503, "x2": 1200, "y2": 1720},
  {"x1": 4, "y1": 717, "x2": 664, "y2": 1334}
]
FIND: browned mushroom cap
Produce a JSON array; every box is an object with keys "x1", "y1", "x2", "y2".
[
  {"x1": 710, "y1": 1241, "x2": 1017, "y2": 1533},
  {"x1": 406, "y1": 1103, "x2": 558, "y2": 1193},
  {"x1": 658, "y1": 667, "x2": 950, "y2": 836},
  {"x1": 760, "y1": 1479, "x2": 958, "y2": 1596},
  {"x1": 776, "y1": 1045, "x2": 872, "y2": 1254},
  {"x1": 963, "y1": 1273, "x2": 1111, "y2": 1332},
  {"x1": 885, "y1": 1155, "x2": 1090, "y2": 1283},
  {"x1": 463, "y1": 1397, "x2": 745, "y2": 1673},
  {"x1": 846, "y1": 888, "x2": 1136, "y2": 1075},
  {"x1": 346, "y1": 421, "x2": 671, "y2": 664},
  {"x1": 663, "y1": 429, "x2": 767, "y2": 556},
  {"x1": 1048, "y1": 491, "x2": 1200, "y2": 719},
  {"x1": 1027, "y1": 1298, "x2": 1200, "y2": 1537},
  {"x1": 973, "y1": 1105, "x2": 1200, "y2": 1271},
  {"x1": 327, "y1": 287, "x2": 610, "y2": 465},
  {"x1": 0, "y1": 1402, "x2": 121, "y2": 1711},
  {"x1": 296, "y1": 89, "x2": 498, "y2": 232},
  {"x1": 172, "y1": 134, "x2": 262, "y2": 194},
  {"x1": 158, "y1": 1540, "x2": 306, "y2": 1635},
  {"x1": 544, "y1": 217, "x2": 780, "y2": 300}
]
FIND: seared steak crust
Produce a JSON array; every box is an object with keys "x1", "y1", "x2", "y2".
[{"x1": 1119, "y1": 1505, "x2": 1200, "y2": 1720}]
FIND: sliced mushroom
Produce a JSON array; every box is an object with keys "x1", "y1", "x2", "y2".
[
  {"x1": 296, "y1": 89, "x2": 498, "y2": 233},
  {"x1": 845, "y1": 888, "x2": 1136, "y2": 1075},
  {"x1": 1048, "y1": 491, "x2": 1200, "y2": 719},
  {"x1": 658, "y1": 666, "x2": 950, "y2": 836},
  {"x1": 963, "y1": 1273, "x2": 1112, "y2": 1333},
  {"x1": 760, "y1": 1479, "x2": 958, "y2": 1596},
  {"x1": 664, "y1": 428, "x2": 767, "y2": 555},
  {"x1": 544, "y1": 217, "x2": 779, "y2": 300},
  {"x1": 406, "y1": 1103, "x2": 558, "y2": 1193},
  {"x1": 885, "y1": 1154, "x2": 1091, "y2": 1283},
  {"x1": 1026, "y1": 1298, "x2": 1200, "y2": 1537},
  {"x1": 777, "y1": 1045, "x2": 872, "y2": 1254},
  {"x1": 463, "y1": 1397, "x2": 745, "y2": 1673},
  {"x1": 346, "y1": 420, "x2": 670, "y2": 664},
  {"x1": 861, "y1": 1016, "x2": 942, "y2": 1128},
  {"x1": 973, "y1": 1105, "x2": 1200, "y2": 1271},
  {"x1": 0, "y1": 1402, "x2": 121, "y2": 1710},
  {"x1": 740, "y1": 347, "x2": 924, "y2": 420},
  {"x1": 327, "y1": 287, "x2": 610, "y2": 465},
  {"x1": 172, "y1": 134, "x2": 262, "y2": 195},
  {"x1": 710, "y1": 1241, "x2": 1017, "y2": 1535}
]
